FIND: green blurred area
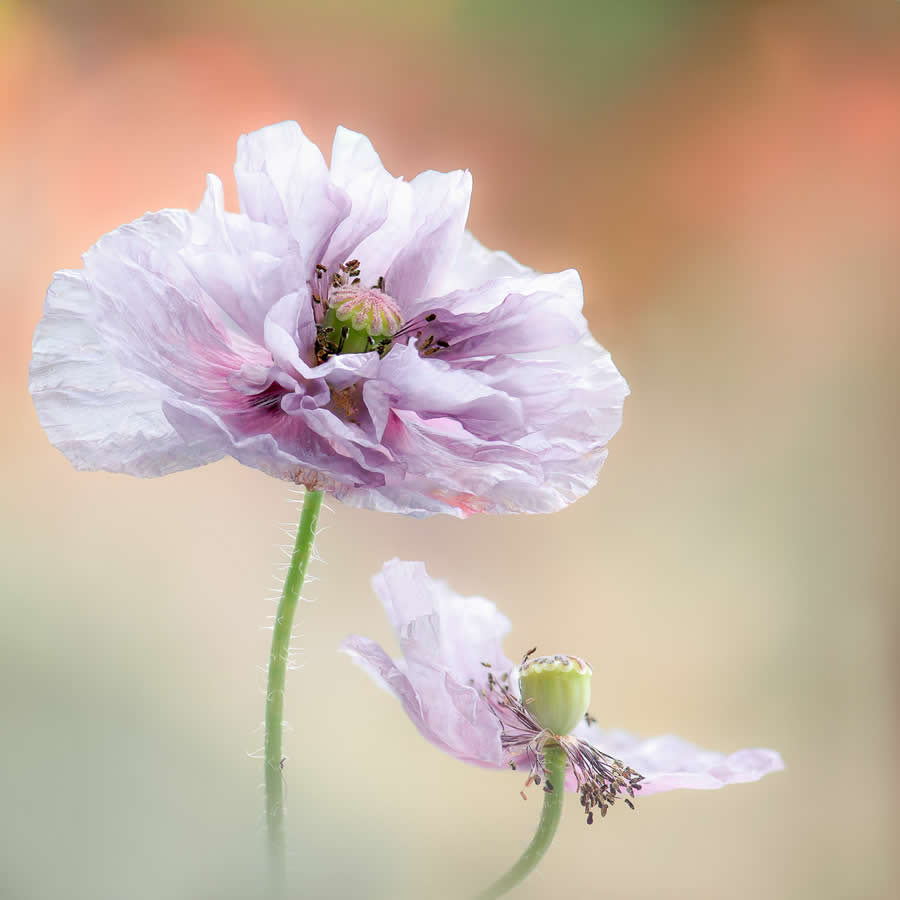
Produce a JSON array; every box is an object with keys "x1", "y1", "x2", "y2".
[{"x1": 2, "y1": 1, "x2": 899, "y2": 898}]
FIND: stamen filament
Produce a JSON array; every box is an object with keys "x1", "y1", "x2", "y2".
[{"x1": 475, "y1": 742, "x2": 567, "y2": 900}]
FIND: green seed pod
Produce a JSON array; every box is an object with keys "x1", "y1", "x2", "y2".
[
  {"x1": 323, "y1": 287, "x2": 403, "y2": 355},
  {"x1": 518, "y1": 654, "x2": 592, "y2": 736}
]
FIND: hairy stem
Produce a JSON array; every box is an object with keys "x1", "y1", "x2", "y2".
[
  {"x1": 264, "y1": 489, "x2": 324, "y2": 891},
  {"x1": 476, "y1": 743, "x2": 568, "y2": 900}
]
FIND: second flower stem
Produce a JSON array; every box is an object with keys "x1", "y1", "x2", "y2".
[
  {"x1": 264, "y1": 488, "x2": 324, "y2": 890},
  {"x1": 476, "y1": 742, "x2": 568, "y2": 900}
]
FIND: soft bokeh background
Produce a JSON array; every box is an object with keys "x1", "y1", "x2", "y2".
[{"x1": 3, "y1": 1, "x2": 898, "y2": 898}]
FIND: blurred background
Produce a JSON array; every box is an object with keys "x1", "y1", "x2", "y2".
[{"x1": 2, "y1": 1, "x2": 898, "y2": 898}]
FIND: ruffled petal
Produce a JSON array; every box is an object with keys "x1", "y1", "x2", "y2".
[
  {"x1": 384, "y1": 169, "x2": 472, "y2": 305},
  {"x1": 183, "y1": 173, "x2": 299, "y2": 343},
  {"x1": 410, "y1": 281, "x2": 586, "y2": 361},
  {"x1": 325, "y1": 127, "x2": 394, "y2": 267},
  {"x1": 373, "y1": 559, "x2": 514, "y2": 680},
  {"x1": 340, "y1": 560, "x2": 510, "y2": 766},
  {"x1": 340, "y1": 635, "x2": 427, "y2": 734},
  {"x1": 344, "y1": 560, "x2": 784, "y2": 801},
  {"x1": 32, "y1": 122, "x2": 630, "y2": 518},
  {"x1": 340, "y1": 160, "x2": 472, "y2": 301},
  {"x1": 431, "y1": 230, "x2": 532, "y2": 296},
  {"x1": 234, "y1": 121, "x2": 351, "y2": 274},
  {"x1": 367, "y1": 342, "x2": 526, "y2": 442},
  {"x1": 406, "y1": 265, "x2": 581, "y2": 319},
  {"x1": 573, "y1": 725, "x2": 785, "y2": 795},
  {"x1": 30, "y1": 269, "x2": 224, "y2": 476}
]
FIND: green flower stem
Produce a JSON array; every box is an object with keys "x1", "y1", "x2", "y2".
[
  {"x1": 476, "y1": 742, "x2": 568, "y2": 900},
  {"x1": 264, "y1": 488, "x2": 324, "y2": 888}
]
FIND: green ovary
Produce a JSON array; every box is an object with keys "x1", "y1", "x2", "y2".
[
  {"x1": 323, "y1": 306, "x2": 376, "y2": 354},
  {"x1": 518, "y1": 655, "x2": 592, "y2": 736}
]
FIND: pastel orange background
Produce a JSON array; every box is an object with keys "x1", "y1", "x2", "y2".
[{"x1": 3, "y1": 2, "x2": 897, "y2": 898}]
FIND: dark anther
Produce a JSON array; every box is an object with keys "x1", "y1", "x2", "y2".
[
  {"x1": 425, "y1": 313, "x2": 436, "y2": 322},
  {"x1": 586, "y1": 812, "x2": 594, "y2": 825},
  {"x1": 436, "y1": 340, "x2": 450, "y2": 348},
  {"x1": 336, "y1": 326, "x2": 349, "y2": 354}
]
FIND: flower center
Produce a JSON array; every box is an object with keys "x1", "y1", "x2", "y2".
[
  {"x1": 323, "y1": 287, "x2": 402, "y2": 354},
  {"x1": 313, "y1": 261, "x2": 402, "y2": 361},
  {"x1": 518, "y1": 653, "x2": 592, "y2": 737},
  {"x1": 312, "y1": 259, "x2": 451, "y2": 364},
  {"x1": 484, "y1": 649, "x2": 645, "y2": 824}
]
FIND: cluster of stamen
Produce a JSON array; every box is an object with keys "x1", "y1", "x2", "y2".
[
  {"x1": 391, "y1": 314, "x2": 451, "y2": 357},
  {"x1": 310, "y1": 259, "x2": 452, "y2": 363},
  {"x1": 566, "y1": 737, "x2": 644, "y2": 823},
  {"x1": 477, "y1": 649, "x2": 644, "y2": 825}
]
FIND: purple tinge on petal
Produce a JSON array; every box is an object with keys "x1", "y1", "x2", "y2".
[
  {"x1": 234, "y1": 120, "x2": 350, "y2": 274},
  {"x1": 31, "y1": 121, "x2": 630, "y2": 517},
  {"x1": 340, "y1": 560, "x2": 510, "y2": 767},
  {"x1": 183, "y1": 173, "x2": 300, "y2": 344},
  {"x1": 431, "y1": 230, "x2": 533, "y2": 297},
  {"x1": 383, "y1": 169, "x2": 472, "y2": 304},
  {"x1": 343, "y1": 560, "x2": 784, "y2": 802},
  {"x1": 417, "y1": 290, "x2": 585, "y2": 362},
  {"x1": 373, "y1": 560, "x2": 514, "y2": 687},
  {"x1": 325, "y1": 127, "x2": 394, "y2": 268},
  {"x1": 30, "y1": 268, "x2": 226, "y2": 477},
  {"x1": 573, "y1": 725, "x2": 785, "y2": 795}
]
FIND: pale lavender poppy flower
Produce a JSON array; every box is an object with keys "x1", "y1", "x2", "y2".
[
  {"x1": 341, "y1": 560, "x2": 784, "y2": 820},
  {"x1": 29, "y1": 122, "x2": 628, "y2": 517}
]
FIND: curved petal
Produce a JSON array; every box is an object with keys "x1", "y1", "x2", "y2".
[
  {"x1": 80, "y1": 211, "x2": 272, "y2": 408},
  {"x1": 373, "y1": 559, "x2": 514, "y2": 680},
  {"x1": 406, "y1": 266, "x2": 582, "y2": 320},
  {"x1": 573, "y1": 725, "x2": 785, "y2": 795},
  {"x1": 367, "y1": 342, "x2": 526, "y2": 442},
  {"x1": 410, "y1": 285, "x2": 586, "y2": 362},
  {"x1": 338, "y1": 158, "x2": 472, "y2": 301},
  {"x1": 340, "y1": 635, "x2": 426, "y2": 733},
  {"x1": 384, "y1": 169, "x2": 472, "y2": 305},
  {"x1": 432, "y1": 230, "x2": 533, "y2": 296},
  {"x1": 339, "y1": 560, "x2": 511, "y2": 766},
  {"x1": 325, "y1": 127, "x2": 394, "y2": 267},
  {"x1": 341, "y1": 633, "x2": 503, "y2": 767},
  {"x1": 183, "y1": 173, "x2": 299, "y2": 343},
  {"x1": 32, "y1": 121, "x2": 631, "y2": 519},
  {"x1": 234, "y1": 121, "x2": 351, "y2": 274},
  {"x1": 344, "y1": 560, "x2": 784, "y2": 798},
  {"x1": 30, "y1": 269, "x2": 224, "y2": 476}
]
